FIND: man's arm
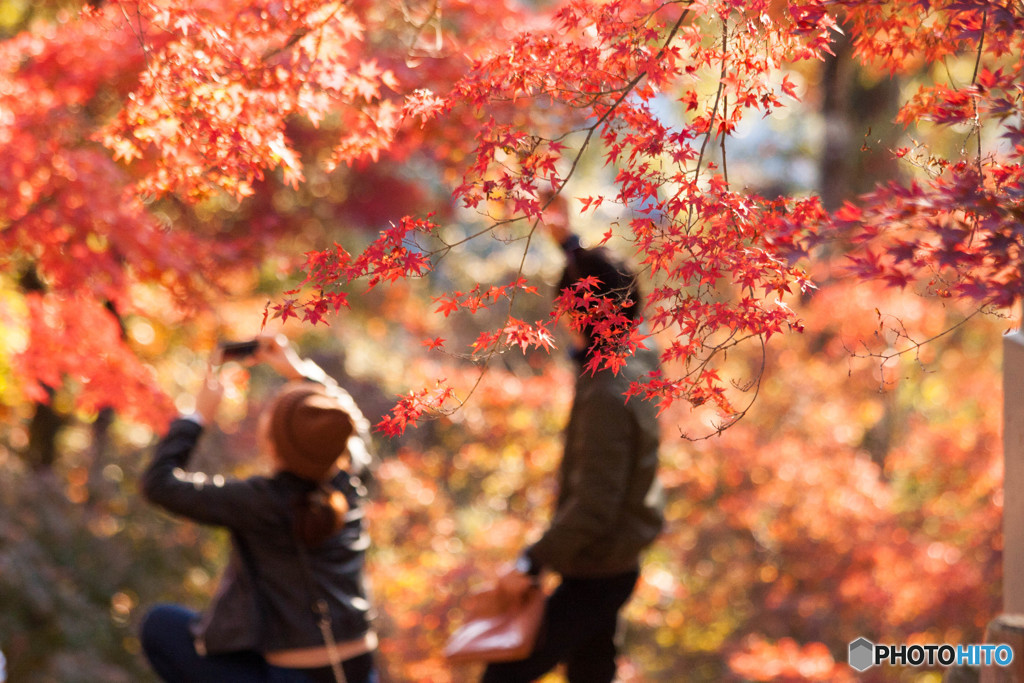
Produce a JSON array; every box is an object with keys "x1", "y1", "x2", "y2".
[{"x1": 527, "y1": 384, "x2": 635, "y2": 572}]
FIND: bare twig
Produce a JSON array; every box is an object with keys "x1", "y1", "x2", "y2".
[
  {"x1": 844, "y1": 307, "x2": 988, "y2": 390},
  {"x1": 967, "y1": 8, "x2": 988, "y2": 181}
]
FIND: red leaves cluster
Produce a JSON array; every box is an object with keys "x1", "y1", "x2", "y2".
[
  {"x1": 378, "y1": 0, "x2": 835, "y2": 428},
  {"x1": 0, "y1": 4, "x2": 244, "y2": 424},
  {"x1": 728, "y1": 636, "x2": 853, "y2": 682},
  {"x1": 838, "y1": 0, "x2": 1023, "y2": 75},
  {"x1": 17, "y1": 294, "x2": 175, "y2": 426},
  {"x1": 552, "y1": 276, "x2": 648, "y2": 376},
  {"x1": 4, "y1": 0, "x2": 1021, "y2": 447},
  {"x1": 645, "y1": 273, "x2": 1004, "y2": 678},
  {"x1": 433, "y1": 279, "x2": 538, "y2": 319},
  {"x1": 4, "y1": 0, "x2": 845, "y2": 432},
  {"x1": 431, "y1": 281, "x2": 556, "y2": 367},
  {"x1": 832, "y1": 1, "x2": 1024, "y2": 308},
  {"x1": 102, "y1": 0, "x2": 402, "y2": 200},
  {"x1": 268, "y1": 215, "x2": 438, "y2": 325},
  {"x1": 376, "y1": 381, "x2": 456, "y2": 437},
  {"x1": 840, "y1": 163, "x2": 1024, "y2": 308}
]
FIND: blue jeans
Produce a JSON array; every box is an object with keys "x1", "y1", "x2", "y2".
[
  {"x1": 140, "y1": 604, "x2": 376, "y2": 683},
  {"x1": 481, "y1": 569, "x2": 640, "y2": 683}
]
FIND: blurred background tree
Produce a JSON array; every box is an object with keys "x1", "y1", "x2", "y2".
[{"x1": 1, "y1": 0, "x2": 1021, "y2": 681}]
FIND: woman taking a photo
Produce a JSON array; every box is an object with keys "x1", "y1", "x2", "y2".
[{"x1": 139, "y1": 335, "x2": 377, "y2": 683}]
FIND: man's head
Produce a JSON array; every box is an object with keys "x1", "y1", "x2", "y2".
[
  {"x1": 540, "y1": 192, "x2": 572, "y2": 244},
  {"x1": 558, "y1": 245, "x2": 640, "y2": 359}
]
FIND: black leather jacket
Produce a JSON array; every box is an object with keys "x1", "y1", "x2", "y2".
[
  {"x1": 142, "y1": 418, "x2": 374, "y2": 654},
  {"x1": 528, "y1": 344, "x2": 665, "y2": 578}
]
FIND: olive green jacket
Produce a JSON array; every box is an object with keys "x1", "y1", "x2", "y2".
[{"x1": 529, "y1": 345, "x2": 665, "y2": 578}]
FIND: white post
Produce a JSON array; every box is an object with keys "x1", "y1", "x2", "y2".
[
  {"x1": 1003, "y1": 330, "x2": 1024, "y2": 614},
  {"x1": 979, "y1": 333, "x2": 1024, "y2": 682}
]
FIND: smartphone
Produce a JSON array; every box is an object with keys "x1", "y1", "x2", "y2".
[{"x1": 219, "y1": 339, "x2": 259, "y2": 361}]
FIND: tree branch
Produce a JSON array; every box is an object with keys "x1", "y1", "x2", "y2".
[
  {"x1": 969, "y1": 9, "x2": 987, "y2": 178},
  {"x1": 559, "y1": 2, "x2": 694, "y2": 193}
]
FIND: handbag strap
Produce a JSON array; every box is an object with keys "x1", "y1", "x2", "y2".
[{"x1": 294, "y1": 540, "x2": 347, "y2": 683}]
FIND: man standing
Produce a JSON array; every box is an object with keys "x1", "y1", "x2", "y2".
[{"x1": 482, "y1": 196, "x2": 665, "y2": 683}]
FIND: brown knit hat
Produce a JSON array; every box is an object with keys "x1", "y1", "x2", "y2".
[{"x1": 269, "y1": 382, "x2": 354, "y2": 481}]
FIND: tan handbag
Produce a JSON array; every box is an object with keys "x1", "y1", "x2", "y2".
[{"x1": 444, "y1": 583, "x2": 546, "y2": 664}]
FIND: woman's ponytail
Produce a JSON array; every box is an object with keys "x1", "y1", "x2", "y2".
[{"x1": 293, "y1": 485, "x2": 349, "y2": 547}]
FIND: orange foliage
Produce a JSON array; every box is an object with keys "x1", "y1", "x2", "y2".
[{"x1": 0, "y1": 0, "x2": 1018, "y2": 680}]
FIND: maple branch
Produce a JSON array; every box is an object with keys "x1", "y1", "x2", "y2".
[
  {"x1": 508, "y1": 227, "x2": 536, "y2": 316},
  {"x1": 400, "y1": 0, "x2": 445, "y2": 56},
  {"x1": 428, "y1": 213, "x2": 530, "y2": 257},
  {"x1": 720, "y1": 14, "x2": 729, "y2": 189},
  {"x1": 659, "y1": 324, "x2": 766, "y2": 441},
  {"x1": 693, "y1": 13, "x2": 730, "y2": 203},
  {"x1": 448, "y1": 2, "x2": 694, "y2": 253},
  {"x1": 113, "y1": 4, "x2": 246, "y2": 196},
  {"x1": 844, "y1": 307, "x2": 989, "y2": 389},
  {"x1": 680, "y1": 334, "x2": 766, "y2": 441},
  {"x1": 440, "y1": 229, "x2": 540, "y2": 413},
  {"x1": 118, "y1": 1, "x2": 146, "y2": 54},
  {"x1": 720, "y1": 114, "x2": 729, "y2": 184},
  {"x1": 260, "y1": 0, "x2": 348, "y2": 62},
  {"x1": 559, "y1": 3, "x2": 693, "y2": 193},
  {"x1": 969, "y1": 9, "x2": 987, "y2": 177}
]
